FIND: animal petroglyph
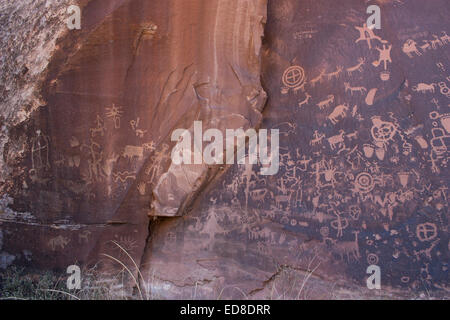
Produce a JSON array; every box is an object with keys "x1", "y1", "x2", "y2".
[
  {"x1": 430, "y1": 35, "x2": 443, "y2": 49},
  {"x1": 309, "y1": 69, "x2": 326, "y2": 87},
  {"x1": 347, "y1": 58, "x2": 366, "y2": 76},
  {"x1": 48, "y1": 236, "x2": 70, "y2": 251},
  {"x1": 344, "y1": 82, "x2": 367, "y2": 95},
  {"x1": 310, "y1": 130, "x2": 325, "y2": 146},
  {"x1": 123, "y1": 145, "x2": 144, "y2": 161},
  {"x1": 328, "y1": 130, "x2": 346, "y2": 150},
  {"x1": 298, "y1": 93, "x2": 312, "y2": 108},
  {"x1": 326, "y1": 66, "x2": 343, "y2": 81},
  {"x1": 332, "y1": 231, "x2": 360, "y2": 261},
  {"x1": 317, "y1": 95, "x2": 334, "y2": 110},
  {"x1": 402, "y1": 39, "x2": 422, "y2": 58},
  {"x1": 328, "y1": 104, "x2": 349, "y2": 125},
  {"x1": 412, "y1": 83, "x2": 436, "y2": 94}
]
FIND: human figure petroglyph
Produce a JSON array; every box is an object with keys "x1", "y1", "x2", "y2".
[
  {"x1": 310, "y1": 130, "x2": 325, "y2": 146},
  {"x1": 330, "y1": 210, "x2": 349, "y2": 238},
  {"x1": 240, "y1": 163, "x2": 259, "y2": 209},
  {"x1": 143, "y1": 141, "x2": 156, "y2": 152},
  {"x1": 372, "y1": 43, "x2": 392, "y2": 70},
  {"x1": 402, "y1": 39, "x2": 422, "y2": 58},
  {"x1": 355, "y1": 23, "x2": 382, "y2": 49},
  {"x1": 31, "y1": 130, "x2": 50, "y2": 171},
  {"x1": 130, "y1": 118, "x2": 147, "y2": 138},
  {"x1": 344, "y1": 82, "x2": 367, "y2": 95},
  {"x1": 297, "y1": 154, "x2": 312, "y2": 172},
  {"x1": 81, "y1": 139, "x2": 105, "y2": 183},
  {"x1": 328, "y1": 104, "x2": 349, "y2": 125},
  {"x1": 298, "y1": 92, "x2": 312, "y2": 108},
  {"x1": 414, "y1": 239, "x2": 440, "y2": 260},
  {"x1": 347, "y1": 58, "x2": 366, "y2": 76},
  {"x1": 412, "y1": 83, "x2": 436, "y2": 94},
  {"x1": 90, "y1": 115, "x2": 106, "y2": 137},
  {"x1": 145, "y1": 144, "x2": 169, "y2": 182},
  {"x1": 105, "y1": 104, "x2": 124, "y2": 129},
  {"x1": 416, "y1": 222, "x2": 438, "y2": 242},
  {"x1": 317, "y1": 95, "x2": 334, "y2": 110}
]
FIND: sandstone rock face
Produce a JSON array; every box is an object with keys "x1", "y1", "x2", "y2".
[{"x1": 0, "y1": 0, "x2": 449, "y2": 299}]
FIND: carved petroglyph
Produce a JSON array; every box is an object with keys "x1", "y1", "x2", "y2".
[
  {"x1": 326, "y1": 66, "x2": 343, "y2": 81},
  {"x1": 48, "y1": 236, "x2": 70, "y2": 251},
  {"x1": 317, "y1": 95, "x2": 334, "y2": 110},
  {"x1": 113, "y1": 171, "x2": 136, "y2": 183},
  {"x1": 80, "y1": 139, "x2": 105, "y2": 184},
  {"x1": 347, "y1": 58, "x2": 366, "y2": 76},
  {"x1": 310, "y1": 130, "x2": 325, "y2": 146},
  {"x1": 412, "y1": 83, "x2": 436, "y2": 94},
  {"x1": 402, "y1": 39, "x2": 422, "y2": 58},
  {"x1": 90, "y1": 115, "x2": 106, "y2": 137},
  {"x1": 31, "y1": 130, "x2": 50, "y2": 171},
  {"x1": 365, "y1": 88, "x2": 378, "y2": 106},
  {"x1": 328, "y1": 104, "x2": 349, "y2": 125},
  {"x1": 344, "y1": 82, "x2": 367, "y2": 96},
  {"x1": 298, "y1": 93, "x2": 312, "y2": 108},
  {"x1": 370, "y1": 116, "x2": 397, "y2": 145},
  {"x1": 430, "y1": 35, "x2": 444, "y2": 49},
  {"x1": 123, "y1": 145, "x2": 144, "y2": 162},
  {"x1": 328, "y1": 130, "x2": 346, "y2": 150},
  {"x1": 281, "y1": 65, "x2": 306, "y2": 94},
  {"x1": 309, "y1": 69, "x2": 326, "y2": 87},
  {"x1": 402, "y1": 31, "x2": 449, "y2": 58},
  {"x1": 78, "y1": 231, "x2": 91, "y2": 243},
  {"x1": 437, "y1": 82, "x2": 450, "y2": 98},
  {"x1": 130, "y1": 118, "x2": 147, "y2": 138},
  {"x1": 105, "y1": 104, "x2": 124, "y2": 129},
  {"x1": 372, "y1": 43, "x2": 392, "y2": 70},
  {"x1": 416, "y1": 222, "x2": 438, "y2": 242},
  {"x1": 332, "y1": 231, "x2": 359, "y2": 261},
  {"x1": 355, "y1": 23, "x2": 382, "y2": 49}
]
